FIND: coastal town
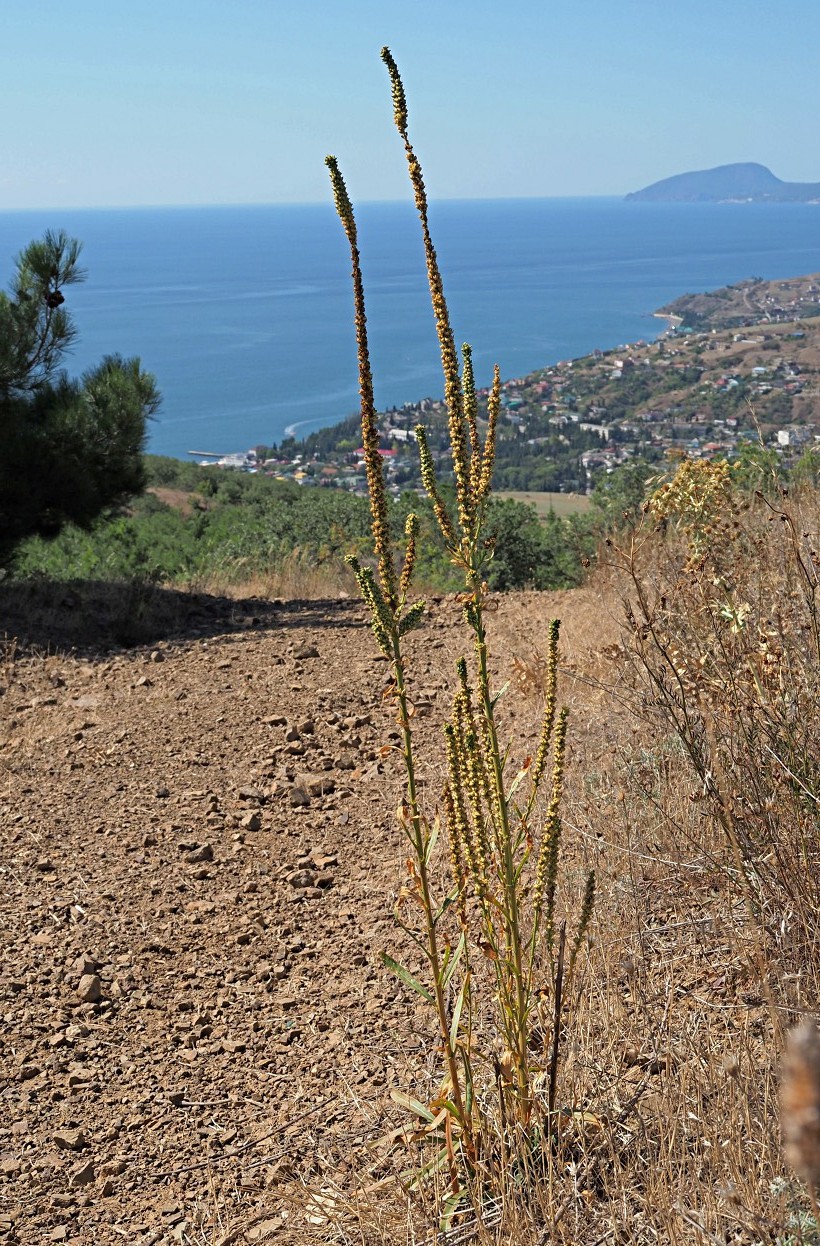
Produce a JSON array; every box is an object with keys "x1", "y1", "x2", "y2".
[{"x1": 193, "y1": 272, "x2": 820, "y2": 497}]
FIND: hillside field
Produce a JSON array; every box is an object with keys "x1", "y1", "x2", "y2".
[
  {"x1": 495, "y1": 490, "x2": 591, "y2": 518},
  {"x1": 2, "y1": 473, "x2": 819, "y2": 1244}
]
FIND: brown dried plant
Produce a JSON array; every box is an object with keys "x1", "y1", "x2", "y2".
[{"x1": 611, "y1": 458, "x2": 820, "y2": 997}]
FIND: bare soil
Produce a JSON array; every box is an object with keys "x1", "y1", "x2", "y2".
[{"x1": 0, "y1": 585, "x2": 615, "y2": 1245}]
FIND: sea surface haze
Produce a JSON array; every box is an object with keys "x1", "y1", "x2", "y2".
[{"x1": 1, "y1": 198, "x2": 819, "y2": 459}]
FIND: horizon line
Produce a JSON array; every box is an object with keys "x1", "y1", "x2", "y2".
[{"x1": 0, "y1": 192, "x2": 626, "y2": 214}]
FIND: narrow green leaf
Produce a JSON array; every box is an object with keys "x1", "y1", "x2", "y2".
[
  {"x1": 507, "y1": 766, "x2": 530, "y2": 800},
  {"x1": 490, "y1": 679, "x2": 510, "y2": 708},
  {"x1": 449, "y1": 973, "x2": 469, "y2": 1049},
  {"x1": 441, "y1": 932, "x2": 465, "y2": 990},
  {"x1": 381, "y1": 952, "x2": 434, "y2": 1004},
  {"x1": 392, "y1": 918, "x2": 428, "y2": 954},
  {"x1": 390, "y1": 1089, "x2": 436, "y2": 1123},
  {"x1": 405, "y1": 1145, "x2": 450, "y2": 1190},
  {"x1": 463, "y1": 1052, "x2": 474, "y2": 1115},
  {"x1": 441, "y1": 1188, "x2": 469, "y2": 1232},
  {"x1": 432, "y1": 894, "x2": 454, "y2": 926},
  {"x1": 424, "y1": 816, "x2": 440, "y2": 864}
]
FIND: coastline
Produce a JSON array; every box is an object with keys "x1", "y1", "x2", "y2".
[
  {"x1": 6, "y1": 199, "x2": 820, "y2": 460},
  {"x1": 653, "y1": 310, "x2": 683, "y2": 329}
]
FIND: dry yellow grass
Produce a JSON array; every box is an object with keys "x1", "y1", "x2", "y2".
[{"x1": 495, "y1": 491, "x2": 591, "y2": 520}]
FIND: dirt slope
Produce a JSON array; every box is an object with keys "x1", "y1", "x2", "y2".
[{"x1": 0, "y1": 587, "x2": 617, "y2": 1245}]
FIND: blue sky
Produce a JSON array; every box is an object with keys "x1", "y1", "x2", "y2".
[{"x1": 2, "y1": 0, "x2": 818, "y2": 208}]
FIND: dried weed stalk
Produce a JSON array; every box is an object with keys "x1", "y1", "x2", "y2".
[
  {"x1": 326, "y1": 49, "x2": 594, "y2": 1218},
  {"x1": 611, "y1": 458, "x2": 820, "y2": 998}
]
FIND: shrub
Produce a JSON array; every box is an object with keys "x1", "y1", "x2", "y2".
[{"x1": 615, "y1": 458, "x2": 820, "y2": 995}]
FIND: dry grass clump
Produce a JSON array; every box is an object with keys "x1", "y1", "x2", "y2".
[
  {"x1": 197, "y1": 550, "x2": 355, "y2": 602},
  {"x1": 608, "y1": 466, "x2": 820, "y2": 1005}
]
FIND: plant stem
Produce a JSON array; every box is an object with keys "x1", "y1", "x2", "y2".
[
  {"x1": 391, "y1": 634, "x2": 474, "y2": 1162},
  {"x1": 468, "y1": 579, "x2": 531, "y2": 1117}
]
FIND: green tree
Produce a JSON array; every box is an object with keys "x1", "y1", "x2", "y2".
[
  {"x1": 0, "y1": 230, "x2": 160, "y2": 563},
  {"x1": 589, "y1": 458, "x2": 655, "y2": 528}
]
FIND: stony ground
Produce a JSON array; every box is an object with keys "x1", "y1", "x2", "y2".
[{"x1": 0, "y1": 585, "x2": 617, "y2": 1245}]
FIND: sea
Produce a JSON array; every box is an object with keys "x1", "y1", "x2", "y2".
[{"x1": 1, "y1": 198, "x2": 820, "y2": 460}]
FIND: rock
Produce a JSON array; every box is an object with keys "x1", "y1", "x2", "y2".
[
  {"x1": 69, "y1": 1158, "x2": 95, "y2": 1188},
  {"x1": 284, "y1": 726, "x2": 300, "y2": 742},
  {"x1": 313, "y1": 853, "x2": 338, "y2": 870},
  {"x1": 298, "y1": 719, "x2": 315, "y2": 735},
  {"x1": 73, "y1": 953, "x2": 97, "y2": 978},
  {"x1": 286, "y1": 869, "x2": 316, "y2": 889},
  {"x1": 53, "y1": 1128, "x2": 86, "y2": 1152},
  {"x1": 289, "y1": 786, "x2": 310, "y2": 808},
  {"x1": 100, "y1": 1157, "x2": 127, "y2": 1177},
  {"x1": 238, "y1": 786, "x2": 263, "y2": 802},
  {"x1": 248, "y1": 1219, "x2": 284, "y2": 1240},
  {"x1": 76, "y1": 974, "x2": 102, "y2": 1004},
  {"x1": 184, "y1": 844, "x2": 213, "y2": 865},
  {"x1": 294, "y1": 644, "x2": 319, "y2": 660},
  {"x1": 295, "y1": 772, "x2": 335, "y2": 798},
  {"x1": 239, "y1": 811, "x2": 261, "y2": 832}
]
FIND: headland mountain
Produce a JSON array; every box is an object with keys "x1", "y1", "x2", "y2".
[{"x1": 626, "y1": 162, "x2": 820, "y2": 204}]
